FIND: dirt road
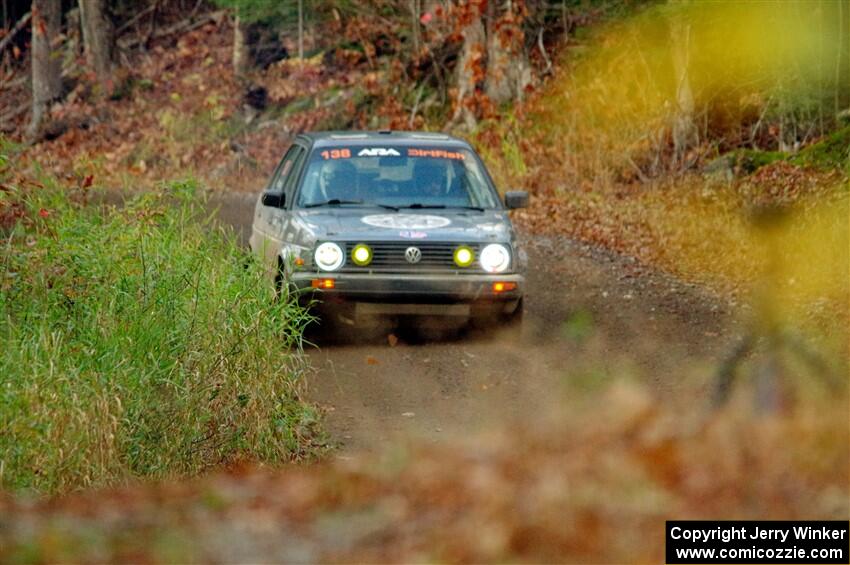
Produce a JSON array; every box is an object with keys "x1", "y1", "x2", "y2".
[{"x1": 216, "y1": 192, "x2": 737, "y2": 452}]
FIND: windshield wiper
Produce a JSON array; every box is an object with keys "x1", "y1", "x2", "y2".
[
  {"x1": 373, "y1": 203, "x2": 400, "y2": 211},
  {"x1": 400, "y1": 203, "x2": 486, "y2": 211},
  {"x1": 303, "y1": 199, "x2": 364, "y2": 208},
  {"x1": 400, "y1": 203, "x2": 446, "y2": 209}
]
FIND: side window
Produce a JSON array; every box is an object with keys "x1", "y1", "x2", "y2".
[
  {"x1": 282, "y1": 146, "x2": 307, "y2": 202},
  {"x1": 269, "y1": 146, "x2": 300, "y2": 192}
]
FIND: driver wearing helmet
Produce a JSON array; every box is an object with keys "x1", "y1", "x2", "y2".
[
  {"x1": 321, "y1": 160, "x2": 357, "y2": 201},
  {"x1": 413, "y1": 159, "x2": 448, "y2": 198}
]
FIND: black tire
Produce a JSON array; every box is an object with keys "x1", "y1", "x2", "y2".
[
  {"x1": 274, "y1": 260, "x2": 298, "y2": 303},
  {"x1": 303, "y1": 302, "x2": 353, "y2": 345},
  {"x1": 274, "y1": 271, "x2": 294, "y2": 304},
  {"x1": 501, "y1": 297, "x2": 524, "y2": 326},
  {"x1": 467, "y1": 298, "x2": 524, "y2": 340},
  {"x1": 498, "y1": 297, "x2": 524, "y2": 340}
]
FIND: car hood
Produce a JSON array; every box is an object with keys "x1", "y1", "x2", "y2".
[{"x1": 294, "y1": 208, "x2": 515, "y2": 243}]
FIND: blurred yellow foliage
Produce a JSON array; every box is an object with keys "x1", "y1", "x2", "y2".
[{"x1": 533, "y1": 0, "x2": 848, "y2": 183}]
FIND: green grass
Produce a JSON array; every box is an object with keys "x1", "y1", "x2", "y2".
[{"x1": 0, "y1": 174, "x2": 323, "y2": 494}]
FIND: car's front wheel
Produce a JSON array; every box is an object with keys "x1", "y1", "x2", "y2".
[
  {"x1": 274, "y1": 259, "x2": 301, "y2": 303},
  {"x1": 468, "y1": 298, "x2": 524, "y2": 339},
  {"x1": 501, "y1": 297, "x2": 524, "y2": 327}
]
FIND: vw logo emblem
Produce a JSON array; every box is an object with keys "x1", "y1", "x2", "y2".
[{"x1": 405, "y1": 246, "x2": 422, "y2": 264}]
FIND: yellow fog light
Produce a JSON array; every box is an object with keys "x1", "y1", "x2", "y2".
[
  {"x1": 453, "y1": 245, "x2": 474, "y2": 268},
  {"x1": 351, "y1": 243, "x2": 372, "y2": 266}
]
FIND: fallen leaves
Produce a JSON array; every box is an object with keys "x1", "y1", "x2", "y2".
[
  {"x1": 3, "y1": 17, "x2": 259, "y2": 191},
  {"x1": 1, "y1": 388, "x2": 845, "y2": 563}
]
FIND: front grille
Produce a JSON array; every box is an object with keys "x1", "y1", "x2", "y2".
[{"x1": 341, "y1": 242, "x2": 483, "y2": 273}]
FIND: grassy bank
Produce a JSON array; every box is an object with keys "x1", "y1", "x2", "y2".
[{"x1": 0, "y1": 164, "x2": 322, "y2": 494}]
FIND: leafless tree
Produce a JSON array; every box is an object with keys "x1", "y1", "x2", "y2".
[
  {"x1": 449, "y1": 9, "x2": 485, "y2": 130},
  {"x1": 669, "y1": 5, "x2": 698, "y2": 169},
  {"x1": 79, "y1": 0, "x2": 114, "y2": 94},
  {"x1": 232, "y1": 14, "x2": 250, "y2": 76},
  {"x1": 485, "y1": 0, "x2": 530, "y2": 105},
  {"x1": 28, "y1": 0, "x2": 62, "y2": 138}
]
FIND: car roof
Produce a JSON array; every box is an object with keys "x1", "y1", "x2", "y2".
[{"x1": 297, "y1": 130, "x2": 472, "y2": 149}]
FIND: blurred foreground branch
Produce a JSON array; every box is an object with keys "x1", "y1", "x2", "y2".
[
  {"x1": 0, "y1": 11, "x2": 30, "y2": 55},
  {"x1": 712, "y1": 204, "x2": 844, "y2": 411}
]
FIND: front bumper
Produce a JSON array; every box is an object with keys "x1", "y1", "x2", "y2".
[{"x1": 291, "y1": 271, "x2": 524, "y2": 305}]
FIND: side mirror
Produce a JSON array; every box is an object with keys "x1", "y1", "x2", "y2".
[
  {"x1": 261, "y1": 190, "x2": 285, "y2": 208},
  {"x1": 504, "y1": 190, "x2": 529, "y2": 210}
]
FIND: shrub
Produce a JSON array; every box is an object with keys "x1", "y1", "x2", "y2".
[{"x1": 0, "y1": 177, "x2": 322, "y2": 494}]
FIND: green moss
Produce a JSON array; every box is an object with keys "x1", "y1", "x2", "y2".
[
  {"x1": 706, "y1": 126, "x2": 850, "y2": 177},
  {"x1": 791, "y1": 126, "x2": 850, "y2": 171},
  {"x1": 732, "y1": 149, "x2": 787, "y2": 174}
]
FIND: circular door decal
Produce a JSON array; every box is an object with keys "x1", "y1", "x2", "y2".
[{"x1": 361, "y1": 214, "x2": 451, "y2": 230}]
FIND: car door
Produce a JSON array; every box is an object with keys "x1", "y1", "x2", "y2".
[
  {"x1": 252, "y1": 145, "x2": 304, "y2": 269},
  {"x1": 275, "y1": 144, "x2": 310, "y2": 271}
]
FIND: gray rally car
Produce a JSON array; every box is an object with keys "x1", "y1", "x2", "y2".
[{"x1": 249, "y1": 130, "x2": 528, "y2": 328}]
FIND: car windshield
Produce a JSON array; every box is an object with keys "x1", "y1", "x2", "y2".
[{"x1": 296, "y1": 146, "x2": 500, "y2": 209}]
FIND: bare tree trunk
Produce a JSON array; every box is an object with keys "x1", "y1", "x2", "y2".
[
  {"x1": 669, "y1": 10, "x2": 698, "y2": 169},
  {"x1": 409, "y1": 0, "x2": 420, "y2": 56},
  {"x1": 297, "y1": 0, "x2": 303, "y2": 60},
  {"x1": 79, "y1": 0, "x2": 114, "y2": 94},
  {"x1": 28, "y1": 0, "x2": 62, "y2": 138},
  {"x1": 448, "y1": 8, "x2": 485, "y2": 130},
  {"x1": 65, "y1": 8, "x2": 83, "y2": 62},
  {"x1": 837, "y1": 0, "x2": 850, "y2": 115},
  {"x1": 232, "y1": 15, "x2": 250, "y2": 76},
  {"x1": 818, "y1": 0, "x2": 824, "y2": 136},
  {"x1": 485, "y1": 0, "x2": 530, "y2": 105}
]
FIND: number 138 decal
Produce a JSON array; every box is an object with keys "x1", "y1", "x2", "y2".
[{"x1": 320, "y1": 149, "x2": 352, "y2": 160}]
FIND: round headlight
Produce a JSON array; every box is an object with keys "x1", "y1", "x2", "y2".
[
  {"x1": 315, "y1": 242, "x2": 344, "y2": 271},
  {"x1": 480, "y1": 243, "x2": 510, "y2": 273},
  {"x1": 351, "y1": 243, "x2": 372, "y2": 266},
  {"x1": 453, "y1": 245, "x2": 475, "y2": 268}
]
